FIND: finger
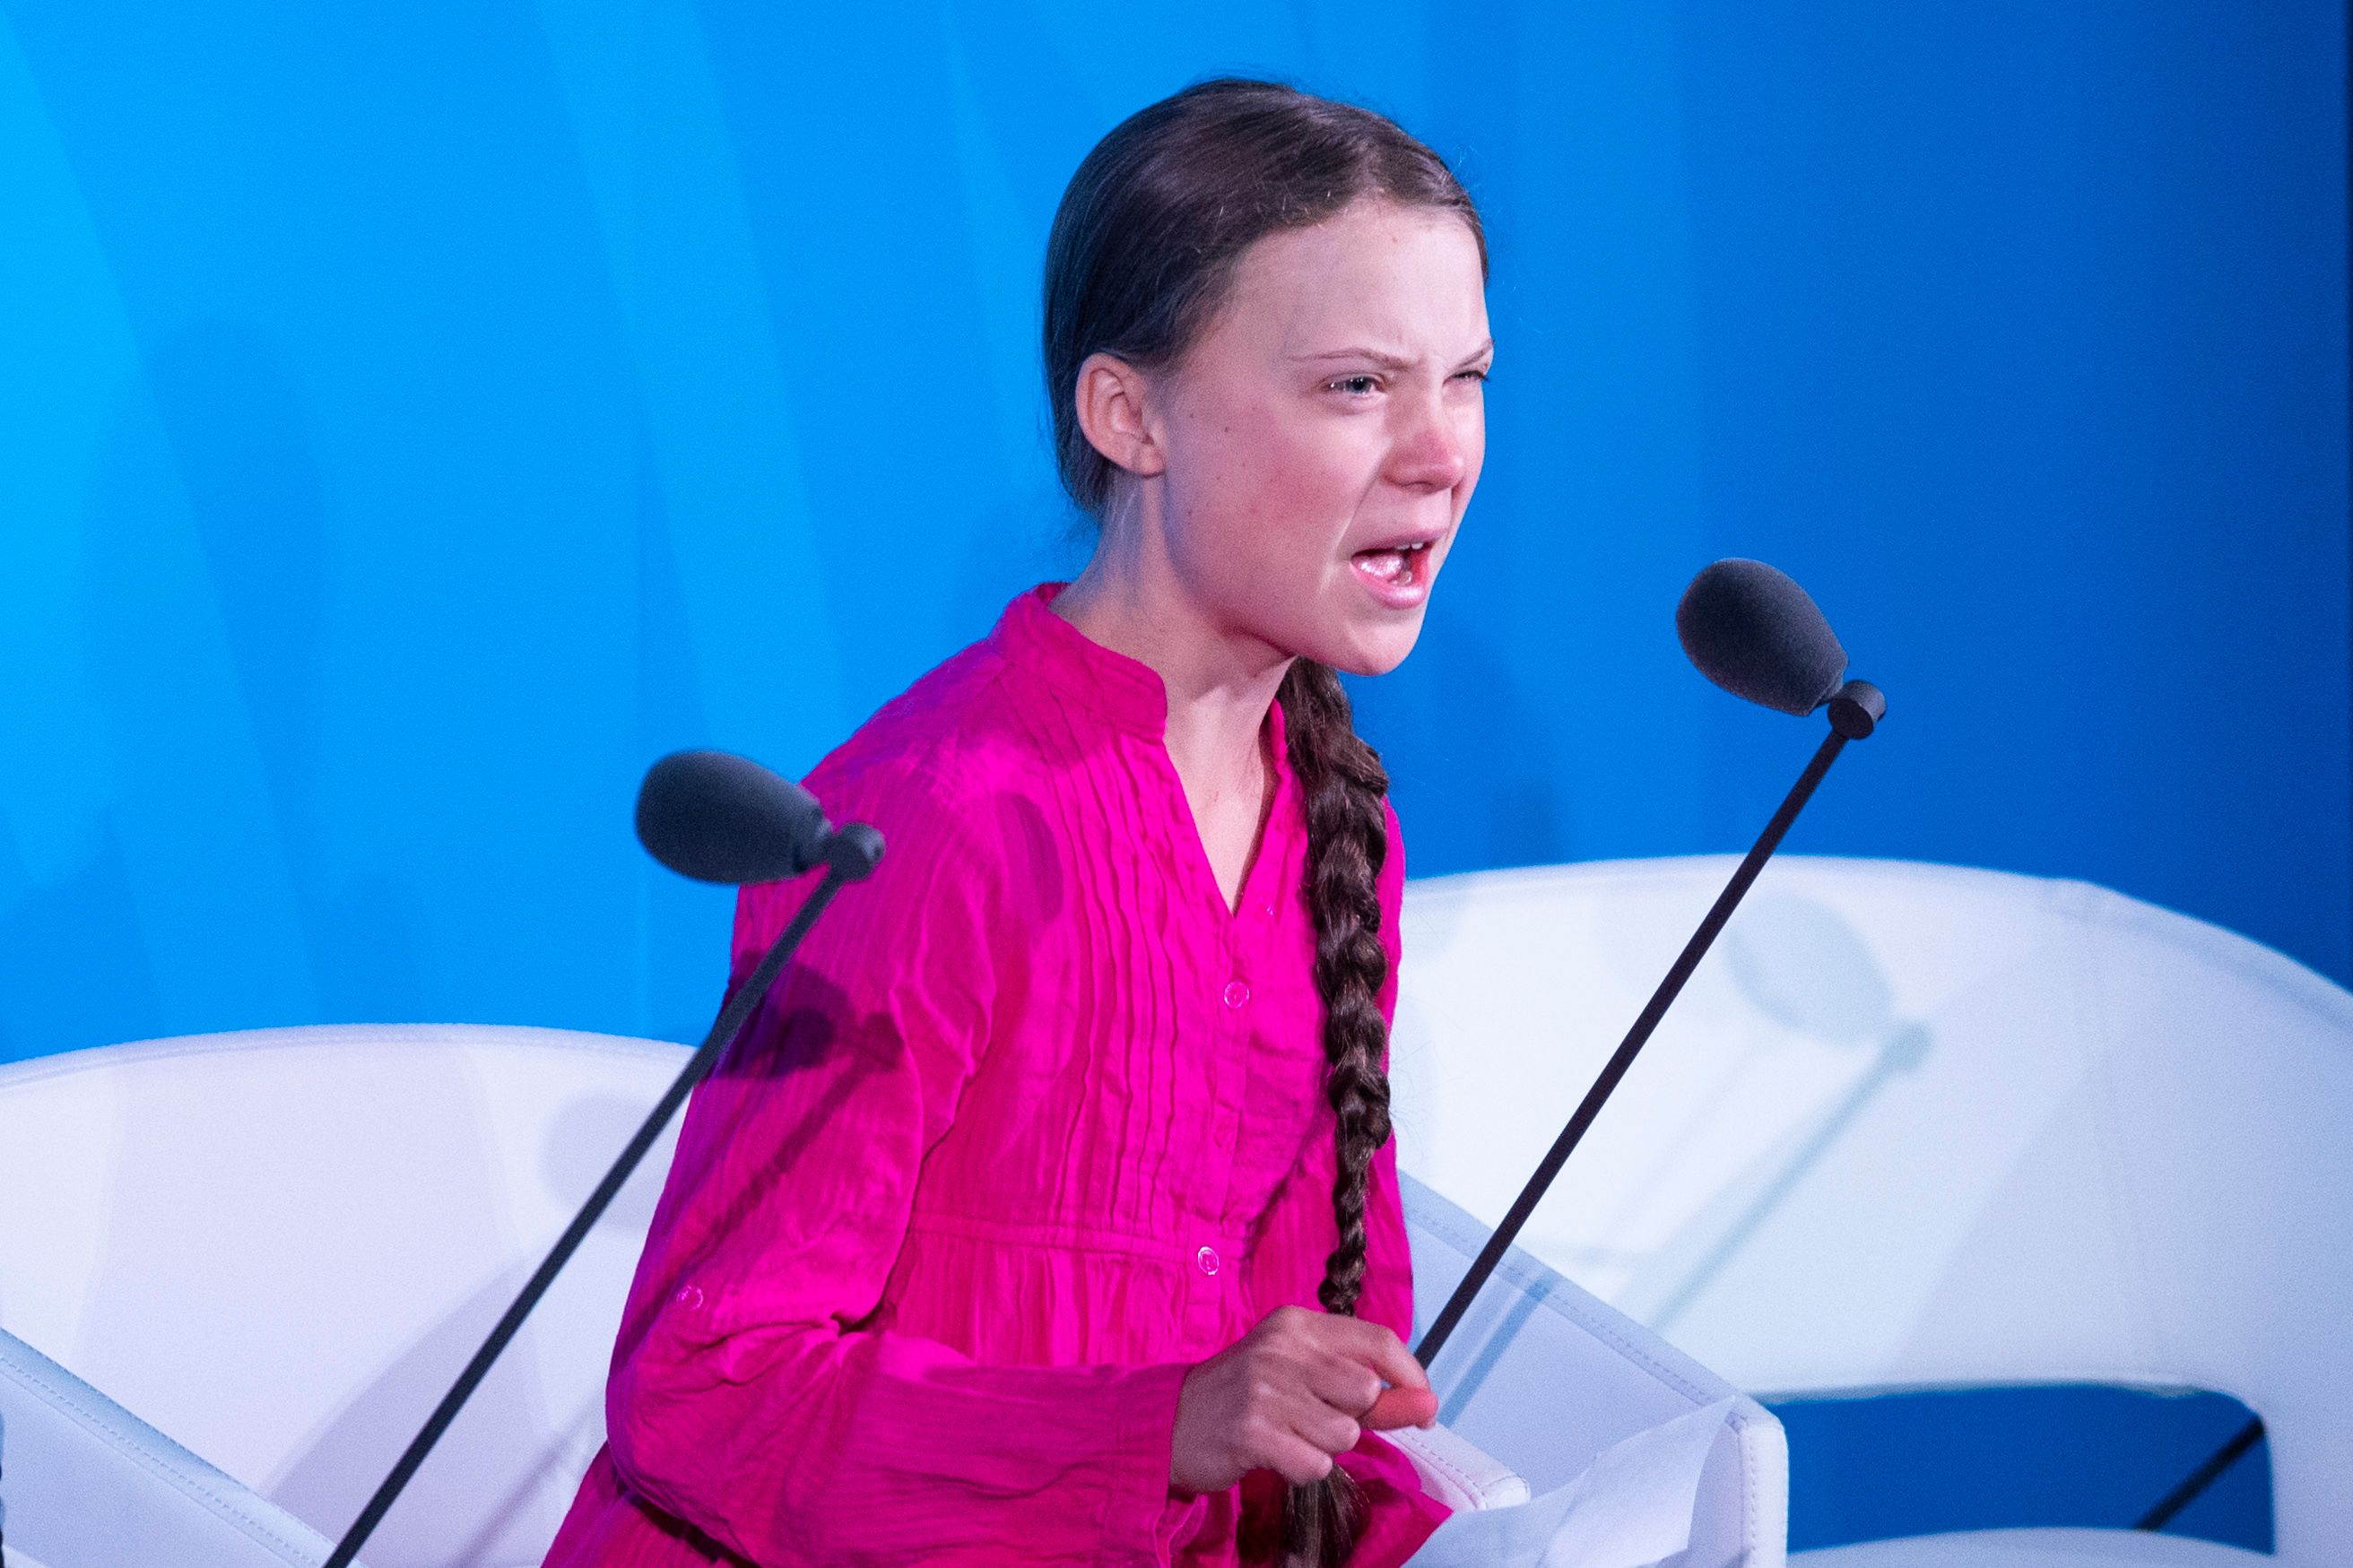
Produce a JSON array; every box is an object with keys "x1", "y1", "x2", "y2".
[
  {"x1": 1298, "y1": 1348, "x2": 1385, "y2": 1418},
  {"x1": 1315, "y1": 1315, "x2": 1431, "y2": 1394},
  {"x1": 1364, "y1": 1385, "x2": 1440, "y2": 1431},
  {"x1": 1364, "y1": 1327, "x2": 1434, "y2": 1395},
  {"x1": 1286, "y1": 1397, "x2": 1362, "y2": 1459},
  {"x1": 1260, "y1": 1432, "x2": 1338, "y2": 1486}
]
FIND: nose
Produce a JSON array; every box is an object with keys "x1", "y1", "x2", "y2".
[{"x1": 1385, "y1": 390, "x2": 1471, "y2": 494}]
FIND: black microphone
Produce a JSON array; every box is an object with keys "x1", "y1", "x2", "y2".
[
  {"x1": 1677, "y1": 558, "x2": 1847, "y2": 715},
  {"x1": 1413, "y1": 561, "x2": 1885, "y2": 1370},
  {"x1": 326, "y1": 751, "x2": 881, "y2": 1568},
  {"x1": 638, "y1": 749, "x2": 844, "y2": 884},
  {"x1": 1678, "y1": 556, "x2": 1884, "y2": 738}
]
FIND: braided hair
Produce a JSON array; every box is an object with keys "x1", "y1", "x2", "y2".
[
  {"x1": 1043, "y1": 77, "x2": 1481, "y2": 1567},
  {"x1": 1272, "y1": 657, "x2": 1394, "y2": 1564}
]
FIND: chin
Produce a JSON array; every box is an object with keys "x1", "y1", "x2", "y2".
[{"x1": 1315, "y1": 613, "x2": 1427, "y2": 679}]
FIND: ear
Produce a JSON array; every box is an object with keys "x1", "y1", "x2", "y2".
[{"x1": 1072, "y1": 351, "x2": 1167, "y2": 480}]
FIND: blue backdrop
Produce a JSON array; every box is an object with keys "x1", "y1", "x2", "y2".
[
  {"x1": 3, "y1": 4, "x2": 2342, "y2": 1066},
  {"x1": 1, "y1": 0, "x2": 2340, "y2": 1549}
]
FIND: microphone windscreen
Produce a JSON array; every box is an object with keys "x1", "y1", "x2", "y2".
[
  {"x1": 1676, "y1": 559, "x2": 1849, "y2": 715},
  {"x1": 636, "y1": 749, "x2": 831, "y2": 885}
]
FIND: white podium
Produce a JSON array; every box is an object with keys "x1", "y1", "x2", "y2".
[
  {"x1": 1393, "y1": 855, "x2": 2349, "y2": 1564},
  {"x1": 0, "y1": 1019, "x2": 1784, "y2": 1566}
]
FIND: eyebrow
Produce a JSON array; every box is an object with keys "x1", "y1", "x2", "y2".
[{"x1": 1289, "y1": 338, "x2": 1496, "y2": 372}]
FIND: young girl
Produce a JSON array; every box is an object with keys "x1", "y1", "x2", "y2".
[{"x1": 543, "y1": 77, "x2": 1491, "y2": 1568}]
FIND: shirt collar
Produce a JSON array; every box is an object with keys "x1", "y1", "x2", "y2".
[
  {"x1": 991, "y1": 582, "x2": 1298, "y2": 782},
  {"x1": 993, "y1": 583, "x2": 1168, "y2": 739}
]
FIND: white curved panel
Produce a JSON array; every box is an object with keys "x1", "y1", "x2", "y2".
[
  {"x1": 0, "y1": 1025, "x2": 686, "y2": 1567},
  {"x1": 1394, "y1": 856, "x2": 2353, "y2": 1564}
]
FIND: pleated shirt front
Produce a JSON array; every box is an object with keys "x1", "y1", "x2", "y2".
[{"x1": 541, "y1": 584, "x2": 1445, "y2": 1567}]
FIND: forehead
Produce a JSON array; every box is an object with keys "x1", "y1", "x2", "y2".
[{"x1": 1209, "y1": 200, "x2": 1489, "y2": 355}]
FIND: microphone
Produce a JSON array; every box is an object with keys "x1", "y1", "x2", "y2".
[
  {"x1": 1412, "y1": 561, "x2": 1885, "y2": 1370},
  {"x1": 637, "y1": 749, "x2": 874, "y2": 884},
  {"x1": 326, "y1": 751, "x2": 881, "y2": 1568},
  {"x1": 1677, "y1": 558, "x2": 1846, "y2": 715},
  {"x1": 1678, "y1": 558, "x2": 1881, "y2": 736}
]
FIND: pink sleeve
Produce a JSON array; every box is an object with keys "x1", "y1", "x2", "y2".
[{"x1": 601, "y1": 767, "x2": 1190, "y2": 1566}]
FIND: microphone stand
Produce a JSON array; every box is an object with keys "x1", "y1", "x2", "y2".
[
  {"x1": 1413, "y1": 680, "x2": 1884, "y2": 1370},
  {"x1": 324, "y1": 827, "x2": 881, "y2": 1568}
]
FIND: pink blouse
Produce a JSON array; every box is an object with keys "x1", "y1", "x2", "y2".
[{"x1": 541, "y1": 584, "x2": 1448, "y2": 1567}]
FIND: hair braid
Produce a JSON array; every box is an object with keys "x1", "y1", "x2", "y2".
[{"x1": 1278, "y1": 657, "x2": 1394, "y2": 1568}]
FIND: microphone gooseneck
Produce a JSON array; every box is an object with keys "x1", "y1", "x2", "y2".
[
  {"x1": 1414, "y1": 562, "x2": 1886, "y2": 1372},
  {"x1": 326, "y1": 751, "x2": 881, "y2": 1568}
]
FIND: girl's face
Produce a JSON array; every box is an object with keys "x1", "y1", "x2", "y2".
[{"x1": 1146, "y1": 199, "x2": 1491, "y2": 677}]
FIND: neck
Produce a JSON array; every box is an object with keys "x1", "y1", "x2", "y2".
[{"x1": 1052, "y1": 498, "x2": 1294, "y2": 787}]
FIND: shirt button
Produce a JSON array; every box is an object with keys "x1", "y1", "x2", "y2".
[
  {"x1": 1213, "y1": 1116, "x2": 1237, "y2": 1148},
  {"x1": 674, "y1": 1283, "x2": 704, "y2": 1309},
  {"x1": 1221, "y1": 980, "x2": 1250, "y2": 1009},
  {"x1": 1196, "y1": 1245, "x2": 1220, "y2": 1276}
]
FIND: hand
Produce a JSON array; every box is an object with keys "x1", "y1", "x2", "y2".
[{"x1": 1170, "y1": 1305, "x2": 1438, "y2": 1493}]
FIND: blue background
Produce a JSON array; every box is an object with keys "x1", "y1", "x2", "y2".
[{"x1": 0, "y1": 0, "x2": 2340, "y2": 1547}]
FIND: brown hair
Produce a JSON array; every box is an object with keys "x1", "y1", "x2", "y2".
[{"x1": 1042, "y1": 77, "x2": 1482, "y2": 1567}]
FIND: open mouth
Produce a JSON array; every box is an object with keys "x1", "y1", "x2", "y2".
[{"x1": 1351, "y1": 540, "x2": 1435, "y2": 591}]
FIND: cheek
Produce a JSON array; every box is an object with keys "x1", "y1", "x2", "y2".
[
  {"x1": 1254, "y1": 425, "x2": 1372, "y2": 533},
  {"x1": 1170, "y1": 408, "x2": 1369, "y2": 566}
]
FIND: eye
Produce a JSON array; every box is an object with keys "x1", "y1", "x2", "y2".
[
  {"x1": 1326, "y1": 374, "x2": 1382, "y2": 396},
  {"x1": 1452, "y1": 366, "x2": 1490, "y2": 386}
]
